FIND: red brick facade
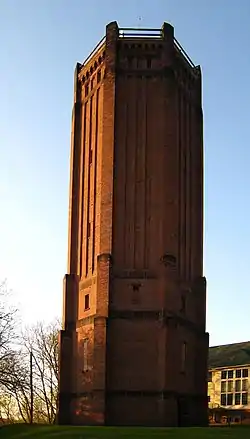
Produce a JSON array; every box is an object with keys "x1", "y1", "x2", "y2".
[{"x1": 58, "y1": 21, "x2": 209, "y2": 427}]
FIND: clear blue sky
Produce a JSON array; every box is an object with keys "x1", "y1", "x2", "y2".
[{"x1": 1, "y1": 0, "x2": 250, "y2": 346}]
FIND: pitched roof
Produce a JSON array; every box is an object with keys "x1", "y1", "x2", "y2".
[{"x1": 209, "y1": 341, "x2": 250, "y2": 369}]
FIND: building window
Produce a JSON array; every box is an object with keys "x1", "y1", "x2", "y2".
[
  {"x1": 242, "y1": 379, "x2": 248, "y2": 391},
  {"x1": 208, "y1": 371, "x2": 212, "y2": 382},
  {"x1": 221, "y1": 394, "x2": 227, "y2": 406},
  {"x1": 181, "y1": 342, "x2": 187, "y2": 374},
  {"x1": 235, "y1": 393, "x2": 241, "y2": 405},
  {"x1": 97, "y1": 70, "x2": 101, "y2": 83},
  {"x1": 221, "y1": 370, "x2": 227, "y2": 380},
  {"x1": 243, "y1": 369, "x2": 248, "y2": 378},
  {"x1": 221, "y1": 381, "x2": 226, "y2": 393},
  {"x1": 242, "y1": 392, "x2": 248, "y2": 405},
  {"x1": 85, "y1": 84, "x2": 89, "y2": 97},
  {"x1": 227, "y1": 393, "x2": 233, "y2": 406},
  {"x1": 236, "y1": 369, "x2": 242, "y2": 378},
  {"x1": 84, "y1": 294, "x2": 90, "y2": 310},
  {"x1": 228, "y1": 370, "x2": 234, "y2": 379},
  {"x1": 235, "y1": 380, "x2": 241, "y2": 392},
  {"x1": 227, "y1": 380, "x2": 233, "y2": 392},
  {"x1": 83, "y1": 339, "x2": 88, "y2": 372},
  {"x1": 208, "y1": 396, "x2": 210, "y2": 403}
]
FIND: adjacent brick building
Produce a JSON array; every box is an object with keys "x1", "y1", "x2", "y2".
[{"x1": 58, "y1": 21, "x2": 209, "y2": 427}]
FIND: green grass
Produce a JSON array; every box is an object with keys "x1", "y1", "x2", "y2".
[{"x1": 2, "y1": 425, "x2": 250, "y2": 439}]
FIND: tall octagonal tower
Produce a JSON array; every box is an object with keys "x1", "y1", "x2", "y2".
[{"x1": 58, "y1": 21, "x2": 209, "y2": 427}]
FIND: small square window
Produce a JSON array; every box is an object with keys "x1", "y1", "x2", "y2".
[
  {"x1": 221, "y1": 381, "x2": 226, "y2": 393},
  {"x1": 227, "y1": 380, "x2": 233, "y2": 392},
  {"x1": 221, "y1": 371, "x2": 227, "y2": 380},
  {"x1": 228, "y1": 370, "x2": 233, "y2": 379},
  {"x1": 235, "y1": 380, "x2": 241, "y2": 392},
  {"x1": 242, "y1": 392, "x2": 248, "y2": 405},
  {"x1": 84, "y1": 294, "x2": 90, "y2": 310},
  {"x1": 235, "y1": 393, "x2": 241, "y2": 405},
  {"x1": 227, "y1": 393, "x2": 233, "y2": 406},
  {"x1": 243, "y1": 369, "x2": 248, "y2": 378},
  {"x1": 242, "y1": 379, "x2": 248, "y2": 391},
  {"x1": 221, "y1": 394, "x2": 226, "y2": 406},
  {"x1": 236, "y1": 369, "x2": 242, "y2": 378}
]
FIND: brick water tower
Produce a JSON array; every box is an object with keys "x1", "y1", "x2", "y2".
[{"x1": 58, "y1": 21, "x2": 209, "y2": 427}]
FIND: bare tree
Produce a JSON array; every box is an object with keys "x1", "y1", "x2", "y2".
[
  {"x1": 20, "y1": 320, "x2": 60, "y2": 424},
  {"x1": 0, "y1": 393, "x2": 17, "y2": 423},
  {"x1": 0, "y1": 280, "x2": 19, "y2": 389},
  {"x1": 0, "y1": 280, "x2": 59, "y2": 423}
]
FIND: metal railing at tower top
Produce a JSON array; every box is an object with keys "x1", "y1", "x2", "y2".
[
  {"x1": 82, "y1": 36, "x2": 106, "y2": 68},
  {"x1": 81, "y1": 27, "x2": 197, "y2": 70},
  {"x1": 173, "y1": 38, "x2": 196, "y2": 69},
  {"x1": 119, "y1": 27, "x2": 162, "y2": 38}
]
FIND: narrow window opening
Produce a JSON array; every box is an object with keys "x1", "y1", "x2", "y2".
[
  {"x1": 132, "y1": 283, "x2": 140, "y2": 292},
  {"x1": 131, "y1": 283, "x2": 141, "y2": 305},
  {"x1": 181, "y1": 342, "x2": 187, "y2": 374},
  {"x1": 180, "y1": 295, "x2": 186, "y2": 314},
  {"x1": 147, "y1": 57, "x2": 152, "y2": 69},
  {"x1": 85, "y1": 84, "x2": 89, "y2": 96},
  {"x1": 84, "y1": 294, "x2": 90, "y2": 310},
  {"x1": 97, "y1": 70, "x2": 101, "y2": 83},
  {"x1": 89, "y1": 149, "x2": 93, "y2": 165}
]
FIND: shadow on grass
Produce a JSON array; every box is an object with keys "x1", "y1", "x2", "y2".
[{"x1": 2, "y1": 424, "x2": 250, "y2": 439}]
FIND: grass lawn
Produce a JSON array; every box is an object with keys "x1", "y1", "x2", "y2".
[{"x1": 2, "y1": 425, "x2": 250, "y2": 439}]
